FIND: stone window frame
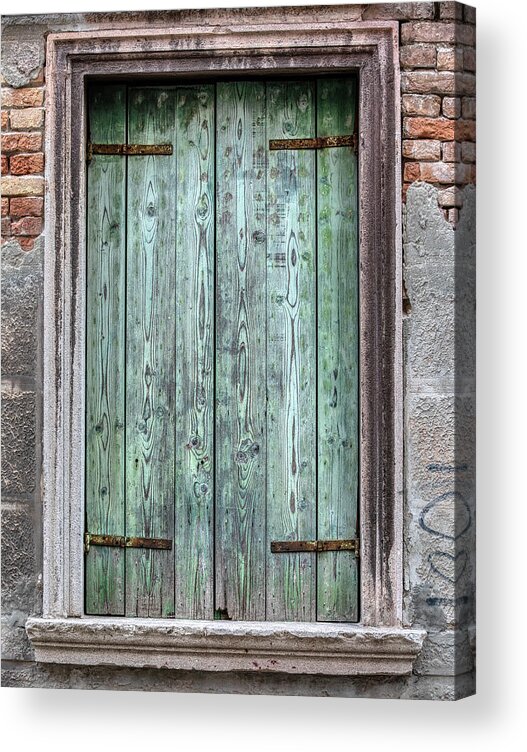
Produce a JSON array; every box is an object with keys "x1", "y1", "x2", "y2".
[{"x1": 26, "y1": 17, "x2": 426, "y2": 676}]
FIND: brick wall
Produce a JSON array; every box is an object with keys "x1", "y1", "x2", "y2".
[
  {"x1": 1, "y1": 72, "x2": 45, "y2": 250},
  {"x1": 400, "y1": 2, "x2": 476, "y2": 224}
]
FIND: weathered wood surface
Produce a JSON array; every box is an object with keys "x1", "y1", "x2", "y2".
[
  {"x1": 266, "y1": 80, "x2": 317, "y2": 621},
  {"x1": 174, "y1": 85, "x2": 215, "y2": 618},
  {"x1": 316, "y1": 77, "x2": 359, "y2": 622},
  {"x1": 215, "y1": 82, "x2": 267, "y2": 620},
  {"x1": 85, "y1": 78, "x2": 359, "y2": 622},
  {"x1": 85, "y1": 84, "x2": 127, "y2": 615},
  {"x1": 125, "y1": 88, "x2": 176, "y2": 617}
]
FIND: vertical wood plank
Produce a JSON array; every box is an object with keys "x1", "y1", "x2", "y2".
[
  {"x1": 316, "y1": 77, "x2": 359, "y2": 622},
  {"x1": 125, "y1": 88, "x2": 176, "y2": 617},
  {"x1": 85, "y1": 84, "x2": 126, "y2": 615},
  {"x1": 215, "y1": 81, "x2": 267, "y2": 620},
  {"x1": 266, "y1": 81, "x2": 317, "y2": 621},
  {"x1": 174, "y1": 85, "x2": 215, "y2": 618}
]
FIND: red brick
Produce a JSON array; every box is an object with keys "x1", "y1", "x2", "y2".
[
  {"x1": 457, "y1": 119, "x2": 476, "y2": 141},
  {"x1": 11, "y1": 216, "x2": 43, "y2": 236},
  {"x1": 1, "y1": 197, "x2": 8, "y2": 217},
  {"x1": 402, "y1": 71, "x2": 456, "y2": 95},
  {"x1": 401, "y1": 21, "x2": 475, "y2": 46},
  {"x1": 9, "y1": 197, "x2": 44, "y2": 218},
  {"x1": 404, "y1": 163, "x2": 421, "y2": 182},
  {"x1": 402, "y1": 71, "x2": 475, "y2": 95},
  {"x1": 437, "y1": 46, "x2": 464, "y2": 72},
  {"x1": 1, "y1": 87, "x2": 44, "y2": 108},
  {"x1": 419, "y1": 162, "x2": 456, "y2": 183},
  {"x1": 404, "y1": 117, "x2": 475, "y2": 141},
  {"x1": 438, "y1": 186, "x2": 463, "y2": 208},
  {"x1": 419, "y1": 161, "x2": 473, "y2": 184},
  {"x1": 404, "y1": 116, "x2": 455, "y2": 140},
  {"x1": 439, "y1": 2, "x2": 463, "y2": 20},
  {"x1": 1, "y1": 132, "x2": 42, "y2": 153},
  {"x1": 30, "y1": 68, "x2": 45, "y2": 85},
  {"x1": 442, "y1": 141, "x2": 461, "y2": 163},
  {"x1": 18, "y1": 236, "x2": 35, "y2": 251},
  {"x1": 1, "y1": 110, "x2": 8, "y2": 130},
  {"x1": 1, "y1": 217, "x2": 11, "y2": 239},
  {"x1": 1, "y1": 176, "x2": 44, "y2": 196},
  {"x1": 403, "y1": 139, "x2": 441, "y2": 161},
  {"x1": 463, "y1": 48, "x2": 476, "y2": 72},
  {"x1": 10, "y1": 153, "x2": 44, "y2": 175},
  {"x1": 464, "y1": 6, "x2": 476, "y2": 24},
  {"x1": 461, "y1": 141, "x2": 476, "y2": 163},
  {"x1": 462, "y1": 97, "x2": 476, "y2": 119},
  {"x1": 402, "y1": 94, "x2": 441, "y2": 117},
  {"x1": 460, "y1": 73, "x2": 476, "y2": 95},
  {"x1": 442, "y1": 97, "x2": 461, "y2": 119},
  {"x1": 9, "y1": 108, "x2": 44, "y2": 130},
  {"x1": 448, "y1": 208, "x2": 460, "y2": 225},
  {"x1": 400, "y1": 44, "x2": 436, "y2": 69},
  {"x1": 1, "y1": 154, "x2": 8, "y2": 175}
]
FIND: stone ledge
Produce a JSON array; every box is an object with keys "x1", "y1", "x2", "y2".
[{"x1": 26, "y1": 617, "x2": 426, "y2": 676}]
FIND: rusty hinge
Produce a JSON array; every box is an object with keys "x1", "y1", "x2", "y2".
[
  {"x1": 271, "y1": 539, "x2": 359, "y2": 557},
  {"x1": 269, "y1": 135, "x2": 357, "y2": 152},
  {"x1": 84, "y1": 532, "x2": 172, "y2": 553},
  {"x1": 87, "y1": 143, "x2": 173, "y2": 162}
]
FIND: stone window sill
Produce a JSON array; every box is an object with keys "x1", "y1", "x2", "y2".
[{"x1": 26, "y1": 617, "x2": 425, "y2": 676}]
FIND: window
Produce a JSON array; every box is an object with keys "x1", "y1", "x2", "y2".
[
  {"x1": 27, "y1": 20, "x2": 426, "y2": 675},
  {"x1": 85, "y1": 78, "x2": 359, "y2": 622}
]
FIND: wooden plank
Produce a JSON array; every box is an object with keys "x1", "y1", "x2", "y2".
[
  {"x1": 316, "y1": 77, "x2": 359, "y2": 622},
  {"x1": 266, "y1": 80, "x2": 317, "y2": 621},
  {"x1": 85, "y1": 84, "x2": 127, "y2": 615},
  {"x1": 215, "y1": 81, "x2": 267, "y2": 620},
  {"x1": 174, "y1": 85, "x2": 215, "y2": 618},
  {"x1": 125, "y1": 87, "x2": 176, "y2": 617}
]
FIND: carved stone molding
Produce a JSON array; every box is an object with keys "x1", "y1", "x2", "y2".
[
  {"x1": 27, "y1": 618, "x2": 425, "y2": 676},
  {"x1": 35, "y1": 11, "x2": 408, "y2": 674}
]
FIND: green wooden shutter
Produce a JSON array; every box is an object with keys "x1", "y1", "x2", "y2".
[
  {"x1": 86, "y1": 84, "x2": 127, "y2": 615},
  {"x1": 174, "y1": 85, "x2": 216, "y2": 619},
  {"x1": 266, "y1": 80, "x2": 317, "y2": 622},
  {"x1": 215, "y1": 81, "x2": 268, "y2": 620},
  {"x1": 316, "y1": 78, "x2": 359, "y2": 622},
  {"x1": 86, "y1": 77, "x2": 359, "y2": 622}
]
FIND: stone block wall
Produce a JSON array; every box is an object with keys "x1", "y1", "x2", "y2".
[{"x1": 1, "y1": 2, "x2": 476, "y2": 700}]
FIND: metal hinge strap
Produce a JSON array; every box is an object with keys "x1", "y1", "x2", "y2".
[
  {"x1": 84, "y1": 533, "x2": 172, "y2": 553},
  {"x1": 270, "y1": 539, "x2": 359, "y2": 557},
  {"x1": 87, "y1": 143, "x2": 173, "y2": 162},
  {"x1": 269, "y1": 135, "x2": 357, "y2": 152}
]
